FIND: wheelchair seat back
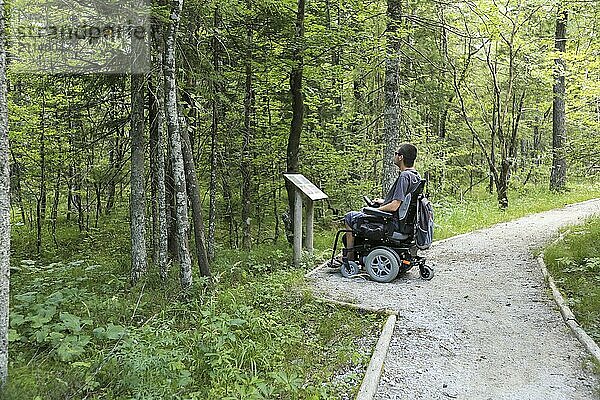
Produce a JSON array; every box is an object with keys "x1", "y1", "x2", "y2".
[{"x1": 395, "y1": 179, "x2": 426, "y2": 236}]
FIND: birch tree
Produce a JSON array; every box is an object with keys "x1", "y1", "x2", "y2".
[
  {"x1": 164, "y1": 0, "x2": 192, "y2": 289},
  {"x1": 149, "y1": 18, "x2": 169, "y2": 281},
  {"x1": 0, "y1": 0, "x2": 10, "y2": 385}
]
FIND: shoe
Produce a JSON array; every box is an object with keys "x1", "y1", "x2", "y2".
[{"x1": 327, "y1": 256, "x2": 344, "y2": 268}]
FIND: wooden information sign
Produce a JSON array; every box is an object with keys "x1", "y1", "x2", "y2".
[{"x1": 283, "y1": 174, "x2": 328, "y2": 267}]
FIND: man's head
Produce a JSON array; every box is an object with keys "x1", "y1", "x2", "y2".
[{"x1": 395, "y1": 143, "x2": 417, "y2": 168}]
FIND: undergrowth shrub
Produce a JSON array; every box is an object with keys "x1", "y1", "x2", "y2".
[
  {"x1": 544, "y1": 217, "x2": 600, "y2": 343},
  {"x1": 6, "y1": 221, "x2": 382, "y2": 399}
]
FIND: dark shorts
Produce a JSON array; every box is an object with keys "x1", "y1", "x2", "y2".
[
  {"x1": 344, "y1": 210, "x2": 400, "y2": 232},
  {"x1": 344, "y1": 211, "x2": 365, "y2": 228}
]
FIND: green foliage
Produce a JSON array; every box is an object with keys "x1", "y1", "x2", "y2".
[
  {"x1": 432, "y1": 180, "x2": 600, "y2": 240},
  {"x1": 6, "y1": 214, "x2": 382, "y2": 399},
  {"x1": 544, "y1": 217, "x2": 600, "y2": 343}
]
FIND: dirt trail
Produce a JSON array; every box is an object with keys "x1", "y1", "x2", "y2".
[{"x1": 309, "y1": 199, "x2": 600, "y2": 400}]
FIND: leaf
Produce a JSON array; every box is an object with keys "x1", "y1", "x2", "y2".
[
  {"x1": 92, "y1": 327, "x2": 106, "y2": 338},
  {"x1": 228, "y1": 318, "x2": 246, "y2": 326},
  {"x1": 60, "y1": 312, "x2": 82, "y2": 333},
  {"x1": 56, "y1": 335, "x2": 91, "y2": 361},
  {"x1": 34, "y1": 326, "x2": 50, "y2": 343},
  {"x1": 10, "y1": 313, "x2": 26, "y2": 328},
  {"x1": 72, "y1": 361, "x2": 91, "y2": 368},
  {"x1": 48, "y1": 331, "x2": 65, "y2": 343},
  {"x1": 105, "y1": 324, "x2": 126, "y2": 340},
  {"x1": 28, "y1": 307, "x2": 56, "y2": 329},
  {"x1": 8, "y1": 329, "x2": 21, "y2": 342},
  {"x1": 15, "y1": 292, "x2": 36, "y2": 304}
]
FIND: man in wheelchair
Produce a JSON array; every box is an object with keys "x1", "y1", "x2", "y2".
[{"x1": 331, "y1": 143, "x2": 434, "y2": 282}]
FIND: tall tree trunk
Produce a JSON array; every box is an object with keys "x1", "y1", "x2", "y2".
[
  {"x1": 208, "y1": 6, "x2": 221, "y2": 262},
  {"x1": 51, "y1": 172, "x2": 60, "y2": 248},
  {"x1": 9, "y1": 149, "x2": 25, "y2": 224},
  {"x1": 241, "y1": 4, "x2": 254, "y2": 250},
  {"x1": 550, "y1": 9, "x2": 568, "y2": 191},
  {"x1": 149, "y1": 70, "x2": 169, "y2": 280},
  {"x1": 130, "y1": 73, "x2": 148, "y2": 285},
  {"x1": 0, "y1": 0, "x2": 10, "y2": 384},
  {"x1": 285, "y1": 0, "x2": 305, "y2": 235},
  {"x1": 164, "y1": 0, "x2": 192, "y2": 290},
  {"x1": 37, "y1": 94, "x2": 47, "y2": 255},
  {"x1": 382, "y1": 0, "x2": 402, "y2": 194},
  {"x1": 180, "y1": 117, "x2": 211, "y2": 278}
]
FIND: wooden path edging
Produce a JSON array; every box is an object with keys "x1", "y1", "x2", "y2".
[
  {"x1": 312, "y1": 296, "x2": 397, "y2": 400},
  {"x1": 537, "y1": 254, "x2": 600, "y2": 364}
]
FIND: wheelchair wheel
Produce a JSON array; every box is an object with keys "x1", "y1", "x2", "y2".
[
  {"x1": 340, "y1": 260, "x2": 360, "y2": 278},
  {"x1": 365, "y1": 247, "x2": 400, "y2": 283},
  {"x1": 420, "y1": 265, "x2": 434, "y2": 280}
]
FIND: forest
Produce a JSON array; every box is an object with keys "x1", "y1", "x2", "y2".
[{"x1": 0, "y1": 0, "x2": 599, "y2": 397}]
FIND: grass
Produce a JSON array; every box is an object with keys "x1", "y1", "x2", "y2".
[
  {"x1": 6, "y1": 212, "x2": 384, "y2": 399},
  {"x1": 430, "y1": 180, "x2": 600, "y2": 240},
  {"x1": 310, "y1": 179, "x2": 600, "y2": 255},
  {"x1": 543, "y1": 217, "x2": 600, "y2": 343},
  {"x1": 5, "y1": 177, "x2": 600, "y2": 398}
]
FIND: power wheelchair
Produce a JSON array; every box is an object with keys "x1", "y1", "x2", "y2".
[{"x1": 330, "y1": 179, "x2": 434, "y2": 283}]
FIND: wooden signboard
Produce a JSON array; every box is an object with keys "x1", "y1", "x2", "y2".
[{"x1": 283, "y1": 174, "x2": 328, "y2": 267}]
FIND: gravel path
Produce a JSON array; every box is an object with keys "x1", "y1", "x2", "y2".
[{"x1": 309, "y1": 199, "x2": 600, "y2": 400}]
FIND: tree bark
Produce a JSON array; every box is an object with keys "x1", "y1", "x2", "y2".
[
  {"x1": 0, "y1": 0, "x2": 10, "y2": 384},
  {"x1": 180, "y1": 117, "x2": 211, "y2": 278},
  {"x1": 382, "y1": 0, "x2": 402, "y2": 194},
  {"x1": 550, "y1": 9, "x2": 568, "y2": 191},
  {"x1": 285, "y1": 0, "x2": 305, "y2": 233},
  {"x1": 241, "y1": 3, "x2": 254, "y2": 250},
  {"x1": 149, "y1": 21, "x2": 169, "y2": 281},
  {"x1": 130, "y1": 73, "x2": 148, "y2": 285},
  {"x1": 164, "y1": 0, "x2": 193, "y2": 290},
  {"x1": 9, "y1": 150, "x2": 25, "y2": 224},
  {"x1": 208, "y1": 6, "x2": 221, "y2": 262}
]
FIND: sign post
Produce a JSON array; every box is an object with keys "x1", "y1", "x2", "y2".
[{"x1": 283, "y1": 174, "x2": 328, "y2": 267}]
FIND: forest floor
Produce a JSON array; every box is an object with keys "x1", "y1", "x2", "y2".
[{"x1": 309, "y1": 199, "x2": 600, "y2": 399}]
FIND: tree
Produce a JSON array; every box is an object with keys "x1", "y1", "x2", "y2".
[
  {"x1": 180, "y1": 118, "x2": 211, "y2": 278},
  {"x1": 382, "y1": 0, "x2": 403, "y2": 193},
  {"x1": 285, "y1": 0, "x2": 305, "y2": 231},
  {"x1": 130, "y1": 73, "x2": 148, "y2": 285},
  {"x1": 241, "y1": 0, "x2": 254, "y2": 250},
  {"x1": 149, "y1": 74, "x2": 169, "y2": 280},
  {"x1": 164, "y1": 0, "x2": 193, "y2": 289},
  {"x1": 0, "y1": 0, "x2": 10, "y2": 385},
  {"x1": 550, "y1": 8, "x2": 568, "y2": 191}
]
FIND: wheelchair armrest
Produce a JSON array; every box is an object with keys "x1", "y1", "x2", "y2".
[{"x1": 362, "y1": 207, "x2": 394, "y2": 219}]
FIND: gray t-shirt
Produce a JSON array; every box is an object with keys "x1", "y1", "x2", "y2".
[{"x1": 383, "y1": 170, "x2": 421, "y2": 205}]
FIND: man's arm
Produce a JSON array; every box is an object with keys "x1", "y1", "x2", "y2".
[{"x1": 377, "y1": 199, "x2": 401, "y2": 213}]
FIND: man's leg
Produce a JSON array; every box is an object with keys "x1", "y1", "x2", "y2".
[
  {"x1": 344, "y1": 224, "x2": 355, "y2": 261},
  {"x1": 343, "y1": 211, "x2": 363, "y2": 261}
]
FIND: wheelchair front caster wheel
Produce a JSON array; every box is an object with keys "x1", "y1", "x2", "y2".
[
  {"x1": 419, "y1": 265, "x2": 434, "y2": 280},
  {"x1": 341, "y1": 260, "x2": 360, "y2": 278}
]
